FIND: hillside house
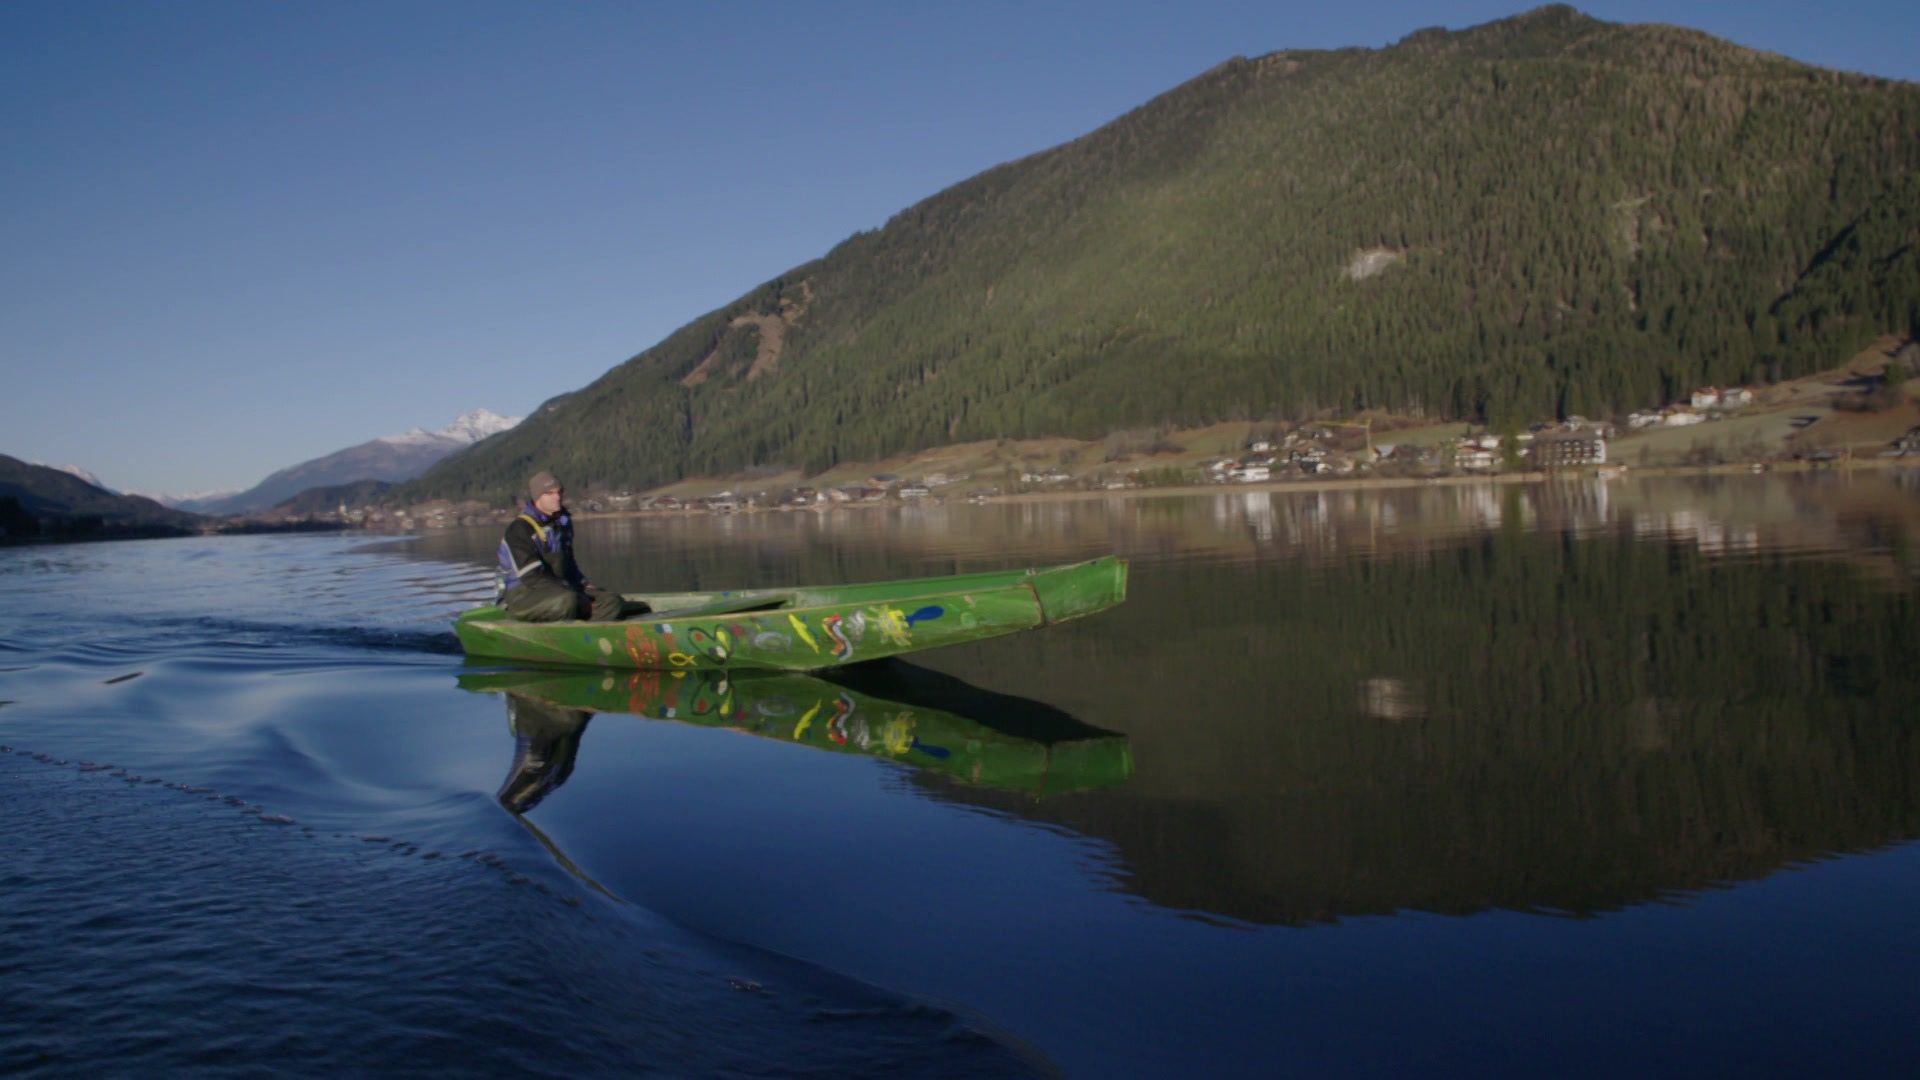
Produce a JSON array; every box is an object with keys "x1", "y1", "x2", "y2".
[
  {"x1": 1529, "y1": 432, "x2": 1608, "y2": 467},
  {"x1": 1691, "y1": 387, "x2": 1721, "y2": 409},
  {"x1": 1455, "y1": 447, "x2": 1497, "y2": 469},
  {"x1": 1020, "y1": 470, "x2": 1073, "y2": 485},
  {"x1": 1384, "y1": 443, "x2": 1438, "y2": 466}
]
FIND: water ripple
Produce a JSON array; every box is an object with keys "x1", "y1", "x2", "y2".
[{"x1": 0, "y1": 747, "x2": 1043, "y2": 1077}]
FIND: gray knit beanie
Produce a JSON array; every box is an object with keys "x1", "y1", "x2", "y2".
[{"x1": 527, "y1": 471, "x2": 562, "y2": 499}]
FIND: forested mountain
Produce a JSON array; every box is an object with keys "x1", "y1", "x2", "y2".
[
  {"x1": 408, "y1": 5, "x2": 1920, "y2": 501},
  {"x1": 0, "y1": 455, "x2": 201, "y2": 539}
]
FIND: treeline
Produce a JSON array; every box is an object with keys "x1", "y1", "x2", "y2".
[{"x1": 407, "y1": 5, "x2": 1920, "y2": 502}]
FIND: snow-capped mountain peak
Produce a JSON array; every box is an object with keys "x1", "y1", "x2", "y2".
[
  {"x1": 140, "y1": 487, "x2": 244, "y2": 510},
  {"x1": 377, "y1": 427, "x2": 441, "y2": 447},
  {"x1": 376, "y1": 409, "x2": 522, "y2": 447},
  {"x1": 439, "y1": 408, "x2": 520, "y2": 444},
  {"x1": 168, "y1": 408, "x2": 524, "y2": 515},
  {"x1": 32, "y1": 462, "x2": 117, "y2": 493}
]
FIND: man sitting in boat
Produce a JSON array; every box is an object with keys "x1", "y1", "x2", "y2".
[{"x1": 497, "y1": 471, "x2": 643, "y2": 622}]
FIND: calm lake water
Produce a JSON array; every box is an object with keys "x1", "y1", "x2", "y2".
[{"x1": 4, "y1": 471, "x2": 1919, "y2": 1076}]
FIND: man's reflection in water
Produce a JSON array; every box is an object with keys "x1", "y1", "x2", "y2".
[{"x1": 496, "y1": 694, "x2": 591, "y2": 813}]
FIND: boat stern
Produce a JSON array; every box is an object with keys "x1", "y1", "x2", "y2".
[{"x1": 1028, "y1": 556, "x2": 1128, "y2": 624}]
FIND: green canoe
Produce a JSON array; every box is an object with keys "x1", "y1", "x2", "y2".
[
  {"x1": 453, "y1": 555, "x2": 1127, "y2": 671},
  {"x1": 457, "y1": 664, "x2": 1134, "y2": 799}
]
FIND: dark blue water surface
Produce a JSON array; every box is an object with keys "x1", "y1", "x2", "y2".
[{"x1": 4, "y1": 472, "x2": 1919, "y2": 1076}]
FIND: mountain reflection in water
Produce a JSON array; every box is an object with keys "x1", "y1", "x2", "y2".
[
  {"x1": 8, "y1": 473, "x2": 1919, "y2": 1076},
  {"x1": 927, "y1": 517, "x2": 1920, "y2": 926}
]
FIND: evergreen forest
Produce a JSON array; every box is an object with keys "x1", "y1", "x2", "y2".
[{"x1": 407, "y1": 6, "x2": 1920, "y2": 501}]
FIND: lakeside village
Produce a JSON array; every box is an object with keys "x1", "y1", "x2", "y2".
[
  {"x1": 304, "y1": 379, "x2": 1920, "y2": 533},
  {"x1": 325, "y1": 416, "x2": 1632, "y2": 532}
]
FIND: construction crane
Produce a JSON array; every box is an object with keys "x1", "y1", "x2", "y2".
[{"x1": 1307, "y1": 419, "x2": 1375, "y2": 460}]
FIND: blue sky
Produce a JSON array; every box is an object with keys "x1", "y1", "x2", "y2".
[{"x1": 4, "y1": 1, "x2": 1915, "y2": 495}]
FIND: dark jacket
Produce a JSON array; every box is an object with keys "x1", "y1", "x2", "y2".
[{"x1": 497, "y1": 502, "x2": 586, "y2": 595}]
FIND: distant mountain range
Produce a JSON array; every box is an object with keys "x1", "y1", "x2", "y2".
[
  {"x1": 175, "y1": 409, "x2": 520, "y2": 515},
  {"x1": 401, "y1": 5, "x2": 1920, "y2": 502},
  {"x1": 1, "y1": 454, "x2": 200, "y2": 540}
]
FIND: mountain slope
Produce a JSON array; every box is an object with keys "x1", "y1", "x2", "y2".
[
  {"x1": 34, "y1": 464, "x2": 117, "y2": 492},
  {"x1": 201, "y1": 409, "x2": 520, "y2": 514},
  {"x1": 1, "y1": 455, "x2": 201, "y2": 539},
  {"x1": 409, "y1": 5, "x2": 1920, "y2": 501},
  {"x1": 270, "y1": 479, "x2": 394, "y2": 516}
]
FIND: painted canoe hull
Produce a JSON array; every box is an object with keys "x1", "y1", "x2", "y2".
[
  {"x1": 453, "y1": 556, "x2": 1127, "y2": 672},
  {"x1": 457, "y1": 665, "x2": 1133, "y2": 796}
]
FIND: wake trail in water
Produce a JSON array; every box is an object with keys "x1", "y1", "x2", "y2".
[
  {"x1": 0, "y1": 748, "x2": 1041, "y2": 1077},
  {"x1": 0, "y1": 533, "x2": 492, "y2": 665},
  {"x1": 0, "y1": 531, "x2": 1047, "y2": 1075}
]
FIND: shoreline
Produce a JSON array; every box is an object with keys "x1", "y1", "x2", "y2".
[
  {"x1": 568, "y1": 455, "x2": 1914, "y2": 521},
  {"x1": 13, "y1": 458, "x2": 1908, "y2": 548}
]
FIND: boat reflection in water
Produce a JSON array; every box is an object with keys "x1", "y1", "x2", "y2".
[{"x1": 458, "y1": 662, "x2": 1133, "y2": 814}]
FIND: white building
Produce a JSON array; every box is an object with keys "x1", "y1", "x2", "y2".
[{"x1": 1530, "y1": 433, "x2": 1608, "y2": 467}]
